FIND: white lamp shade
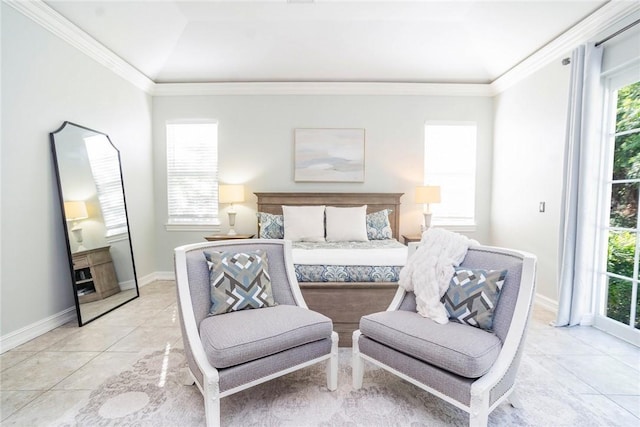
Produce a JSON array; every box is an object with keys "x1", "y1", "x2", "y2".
[
  {"x1": 219, "y1": 184, "x2": 245, "y2": 204},
  {"x1": 415, "y1": 186, "x2": 441, "y2": 204},
  {"x1": 64, "y1": 201, "x2": 88, "y2": 221}
]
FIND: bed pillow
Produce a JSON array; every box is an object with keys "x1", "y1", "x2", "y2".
[
  {"x1": 325, "y1": 205, "x2": 369, "y2": 242},
  {"x1": 256, "y1": 212, "x2": 284, "y2": 239},
  {"x1": 282, "y1": 205, "x2": 326, "y2": 242},
  {"x1": 204, "y1": 249, "x2": 276, "y2": 316},
  {"x1": 366, "y1": 209, "x2": 393, "y2": 240},
  {"x1": 441, "y1": 267, "x2": 507, "y2": 331}
]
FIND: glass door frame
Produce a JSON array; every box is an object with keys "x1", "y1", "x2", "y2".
[{"x1": 593, "y1": 65, "x2": 640, "y2": 346}]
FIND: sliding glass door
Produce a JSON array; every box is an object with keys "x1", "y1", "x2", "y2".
[{"x1": 596, "y1": 71, "x2": 640, "y2": 344}]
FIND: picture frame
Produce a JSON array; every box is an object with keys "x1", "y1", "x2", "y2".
[{"x1": 294, "y1": 128, "x2": 365, "y2": 182}]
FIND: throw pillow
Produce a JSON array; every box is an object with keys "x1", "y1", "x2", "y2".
[
  {"x1": 204, "y1": 249, "x2": 276, "y2": 316},
  {"x1": 442, "y1": 267, "x2": 507, "y2": 331},
  {"x1": 282, "y1": 205, "x2": 326, "y2": 242},
  {"x1": 256, "y1": 212, "x2": 284, "y2": 239},
  {"x1": 325, "y1": 205, "x2": 369, "y2": 242},
  {"x1": 366, "y1": 209, "x2": 393, "y2": 240}
]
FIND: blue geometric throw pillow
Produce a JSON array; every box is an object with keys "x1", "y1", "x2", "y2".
[
  {"x1": 442, "y1": 267, "x2": 507, "y2": 331},
  {"x1": 366, "y1": 209, "x2": 393, "y2": 240},
  {"x1": 204, "y1": 250, "x2": 276, "y2": 316},
  {"x1": 257, "y1": 212, "x2": 284, "y2": 239}
]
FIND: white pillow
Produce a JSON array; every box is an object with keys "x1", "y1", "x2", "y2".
[
  {"x1": 325, "y1": 205, "x2": 369, "y2": 242},
  {"x1": 282, "y1": 205, "x2": 326, "y2": 242}
]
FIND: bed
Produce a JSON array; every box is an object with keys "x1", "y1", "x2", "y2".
[{"x1": 255, "y1": 192, "x2": 406, "y2": 346}]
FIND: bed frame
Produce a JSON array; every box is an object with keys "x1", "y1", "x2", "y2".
[{"x1": 255, "y1": 192, "x2": 403, "y2": 346}]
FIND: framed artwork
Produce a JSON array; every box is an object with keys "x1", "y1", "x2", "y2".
[{"x1": 294, "y1": 128, "x2": 365, "y2": 182}]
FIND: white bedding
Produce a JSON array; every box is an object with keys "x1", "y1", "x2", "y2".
[{"x1": 291, "y1": 239, "x2": 407, "y2": 267}]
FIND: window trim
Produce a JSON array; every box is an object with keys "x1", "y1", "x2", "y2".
[
  {"x1": 424, "y1": 121, "x2": 478, "y2": 229},
  {"x1": 165, "y1": 223, "x2": 221, "y2": 232},
  {"x1": 165, "y1": 120, "x2": 221, "y2": 232},
  {"x1": 84, "y1": 134, "x2": 129, "y2": 238}
]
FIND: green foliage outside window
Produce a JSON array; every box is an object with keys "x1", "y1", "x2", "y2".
[
  {"x1": 607, "y1": 81, "x2": 639, "y2": 329},
  {"x1": 610, "y1": 82, "x2": 639, "y2": 226},
  {"x1": 606, "y1": 232, "x2": 637, "y2": 328}
]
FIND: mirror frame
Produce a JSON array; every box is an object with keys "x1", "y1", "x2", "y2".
[{"x1": 50, "y1": 121, "x2": 139, "y2": 326}]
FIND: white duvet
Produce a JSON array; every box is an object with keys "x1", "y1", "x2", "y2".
[{"x1": 291, "y1": 240, "x2": 407, "y2": 266}]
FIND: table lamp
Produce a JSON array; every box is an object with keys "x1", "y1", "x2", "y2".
[
  {"x1": 219, "y1": 184, "x2": 245, "y2": 235},
  {"x1": 64, "y1": 201, "x2": 89, "y2": 251},
  {"x1": 415, "y1": 185, "x2": 441, "y2": 231}
]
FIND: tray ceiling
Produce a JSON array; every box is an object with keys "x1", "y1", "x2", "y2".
[{"x1": 44, "y1": 0, "x2": 609, "y2": 84}]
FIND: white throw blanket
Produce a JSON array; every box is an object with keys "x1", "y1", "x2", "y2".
[{"x1": 399, "y1": 228, "x2": 478, "y2": 324}]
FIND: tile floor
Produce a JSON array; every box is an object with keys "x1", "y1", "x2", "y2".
[{"x1": 1, "y1": 280, "x2": 639, "y2": 425}]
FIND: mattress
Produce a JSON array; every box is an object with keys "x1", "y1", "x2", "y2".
[{"x1": 292, "y1": 239, "x2": 407, "y2": 283}]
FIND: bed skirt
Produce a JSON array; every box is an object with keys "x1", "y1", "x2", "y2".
[{"x1": 300, "y1": 282, "x2": 398, "y2": 347}]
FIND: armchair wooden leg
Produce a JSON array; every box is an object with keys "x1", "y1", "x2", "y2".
[
  {"x1": 469, "y1": 393, "x2": 489, "y2": 427},
  {"x1": 327, "y1": 331, "x2": 339, "y2": 391},
  {"x1": 203, "y1": 378, "x2": 221, "y2": 427},
  {"x1": 352, "y1": 330, "x2": 364, "y2": 390},
  {"x1": 180, "y1": 367, "x2": 196, "y2": 386},
  {"x1": 508, "y1": 390, "x2": 522, "y2": 408}
]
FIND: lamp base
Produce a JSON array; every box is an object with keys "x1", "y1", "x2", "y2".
[
  {"x1": 421, "y1": 212, "x2": 433, "y2": 232},
  {"x1": 227, "y1": 211, "x2": 237, "y2": 235},
  {"x1": 71, "y1": 225, "x2": 85, "y2": 251}
]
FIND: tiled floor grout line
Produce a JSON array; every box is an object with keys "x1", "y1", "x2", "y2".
[
  {"x1": 1, "y1": 304, "x2": 176, "y2": 421},
  {"x1": 541, "y1": 347, "x2": 640, "y2": 419},
  {"x1": 0, "y1": 342, "x2": 103, "y2": 420},
  {"x1": 2, "y1": 281, "x2": 638, "y2": 425},
  {"x1": 0, "y1": 390, "x2": 43, "y2": 422},
  {"x1": 102, "y1": 324, "x2": 143, "y2": 353},
  {"x1": 569, "y1": 330, "x2": 639, "y2": 359},
  {"x1": 600, "y1": 393, "x2": 640, "y2": 419}
]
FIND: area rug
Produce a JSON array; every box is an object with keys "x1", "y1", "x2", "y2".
[{"x1": 57, "y1": 348, "x2": 615, "y2": 426}]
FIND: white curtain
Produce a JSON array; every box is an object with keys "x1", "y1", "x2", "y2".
[{"x1": 556, "y1": 43, "x2": 604, "y2": 327}]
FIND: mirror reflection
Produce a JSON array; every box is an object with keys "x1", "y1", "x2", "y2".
[{"x1": 51, "y1": 121, "x2": 139, "y2": 325}]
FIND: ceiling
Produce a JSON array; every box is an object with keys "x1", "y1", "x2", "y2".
[{"x1": 44, "y1": 0, "x2": 609, "y2": 85}]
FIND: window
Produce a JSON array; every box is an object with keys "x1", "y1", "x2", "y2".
[
  {"x1": 84, "y1": 135, "x2": 128, "y2": 237},
  {"x1": 424, "y1": 122, "x2": 477, "y2": 227},
  {"x1": 596, "y1": 75, "x2": 640, "y2": 339},
  {"x1": 166, "y1": 122, "x2": 219, "y2": 228}
]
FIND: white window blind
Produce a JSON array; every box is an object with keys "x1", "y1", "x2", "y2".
[
  {"x1": 424, "y1": 123, "x2": 477, "y2": 226},
  {"x1": 166, "y1": 122, "x2": 219, "y2": 225},
  {"x1": 84, "y1": 135, "x2": 128, "y2": 237}
]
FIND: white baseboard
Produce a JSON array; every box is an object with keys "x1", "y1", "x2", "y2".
[
  {"x1": 119, "y1": 278, "x2": 136, "y2": 290},
  {"x1": 138, "y1": 271, "x2": 175, "y2": 286},
  {"x1": 0, "y1": 307, "x2": 76, "y2": 354},
  {"x1": 0, "y1": 272, "x2": 176, "y2": 355},
  {"x1": 534, "y1": 295, "x2": 595, "y2": 326},
  {"x1": 534, "y1": 293, "x2": 558, "y2": 313}
]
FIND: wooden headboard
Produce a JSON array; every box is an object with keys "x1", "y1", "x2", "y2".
[{"x1": 254, "y1": 192, "x2": 403, "y2": 240}]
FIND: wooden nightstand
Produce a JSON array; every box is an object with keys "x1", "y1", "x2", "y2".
[
  {"x1": 402, "y1": 234, "x2": 422, "y2": 245},
  {"x1": 204, "y1": 234, "x2": 255, "y2": 242},
  {"x1": 72, "y1": 246, "x2": 120, "y2": 303}
]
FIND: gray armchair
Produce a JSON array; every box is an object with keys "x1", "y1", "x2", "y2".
[
  {"x1": 175, "y1": 239, "x2": 338, "y2": 427},
  {"x1": 352, "y1": 244, "x2": 536, "y2": 427}
]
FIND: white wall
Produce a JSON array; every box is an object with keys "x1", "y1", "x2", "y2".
[
  {"x1": 152, "y1": 94, "x2": 494, "y2": 270},
  {"x1": 0, "y1": 4, "x2": 155, "y2": 339},
  {"x1": 491, "y1": 58, "x2": 571, "y2": 303},
  {"x1": 601, "y1": 14, "x2": 640, "y2": 75}
]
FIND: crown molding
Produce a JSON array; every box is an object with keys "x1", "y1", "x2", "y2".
[
  {"x1": 2, "y1": 0, "x2": 492, "y2": 97},
  {"x1": 151, "y1": 81, "x2": 493, "y2": 96},
  {"x1": 491, "y1": 1, "x2": 640, "y2": 94},
  {"x1": 4, "y1": 0, "x2": 155, "y2": 94},
  {"x1": 6, "y1": 0, "x2": 639, "y2": 97}
]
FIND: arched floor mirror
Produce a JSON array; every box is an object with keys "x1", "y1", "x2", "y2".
[{"x1": 51, "y1": 121, "x2": 139, "y2": 326}]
